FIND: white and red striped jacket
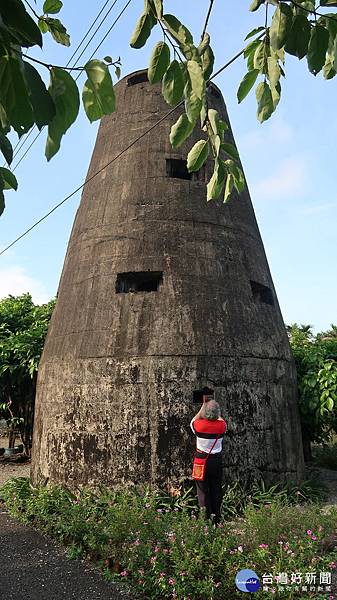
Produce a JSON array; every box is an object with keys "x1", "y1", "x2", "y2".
[{"x1": 190, "y1": 416, "x2": 227, "y2": 454}]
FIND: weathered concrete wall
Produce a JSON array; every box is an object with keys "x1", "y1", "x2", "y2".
[{"x1": 31, "y1": 70, "x2": 304, "y2": 489}]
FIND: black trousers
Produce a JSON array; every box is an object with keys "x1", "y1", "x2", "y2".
[{"x1": 195, "y1": 452, "x2": 222, "y2": 524}]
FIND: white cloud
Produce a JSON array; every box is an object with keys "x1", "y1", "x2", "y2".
[
  {"x1": 0, "y1": 266, "x2": 50, "y2": 305},
  {"x1": 251, "y1": 156, "x2": 307, "y2": 200}
]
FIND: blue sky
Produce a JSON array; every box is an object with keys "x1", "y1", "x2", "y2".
[{"x1": 1, "y1": 0, "x2": 336, "y2": 332}]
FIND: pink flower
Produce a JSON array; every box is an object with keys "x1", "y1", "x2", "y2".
[
  {"x1": 159, "y1": 572, "x2": 165, "y2": 578},
  {"x1": 329, "y1": 562, "x2": 336, "y2": 569},
  {"x1": 157, "y1": 509, "x2": 163, "y2": 513},
  {"x1": 311, "y1": 535, "x2": 317, "y2": 540},
  {"x1": 120, "y1": 570, "x2": 128, "y2": 577},
  {"x1": 215, "y1": 582, "x2": 221, "y2": 588},
  {"x1": 259, "y1": 543, "x2": 269, "y2": 549},
  {"x1": 168, "y1": 578, "x2": 175, "y2": 585},
  {"x1": 237, "y1": 545, "x2": 243, "y2": 553},
  {"x1": 134, "y1": 538, "x2": 140, "y2": 546},
  {"x1": 150, "y1": 556, "x2": 157, "y2": 562},
  {"x1": 138, "y1": 568, "x2": 144, "y2": 575},
  {"x1": 307, "y1": 529, "x2": 312, "y2": 536}
]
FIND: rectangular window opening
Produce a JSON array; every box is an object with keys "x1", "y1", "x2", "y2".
[
  {"x1": 166, "y1": 159, "x2": 206, "y2": 182},
  {"x1": 250, "y1": 280, "x2": 274, "y2": 306},
  {"x1": 166, "y1": 158, "x2": 191, "y2": 180},
  {"x1": 116, "y1": 271, "x2": 163, "y2": 294},
  {"x1": 127, "y1": 72, "x2": 148, "y2": 86},
  {"x1": 192, "y1": 387, "x2": 214, "y2": 404}
]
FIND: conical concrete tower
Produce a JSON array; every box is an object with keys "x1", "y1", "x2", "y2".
[{"x1": 31, "y1": 70, "x2": 304, "y2": 489}]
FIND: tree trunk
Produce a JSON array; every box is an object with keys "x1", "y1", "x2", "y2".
[
  {"x1": 8, "y1": 429, "x2": 16, "y2": 448},
  {"x1": 302, "y1": 438, "x2": 312, "y2": 462}
]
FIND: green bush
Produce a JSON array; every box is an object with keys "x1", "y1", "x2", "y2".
[
  {"x1": 313, "y1": 443, "x2": 337, "y2": 470},
  {"x1": 0, "y1": 478, "x2": 336, "y2": 599}
]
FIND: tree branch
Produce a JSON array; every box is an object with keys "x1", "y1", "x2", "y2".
[{"x1": 201, "y1": 0, "x2": 215, "y2": 41}]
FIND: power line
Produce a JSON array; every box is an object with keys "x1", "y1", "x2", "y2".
[
  {"x1": 0, "y1": 43, "x2": 248, "y2": 258},
  {"x1": 0, "y1": 104, "x2": 182, "y2": 257},
  {"x1": 6, "y1": 0, "x2": 129, "y2": 170}
]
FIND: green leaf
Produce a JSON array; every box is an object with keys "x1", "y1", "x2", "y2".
[
  {"x1": 186, "y1": 60, "x2": 205, "y2": 101},
  {"x1": 187, "y1": 140, "x2": 209, "y2": 172},
  {"x1": 185, "y1": 86, "x2": 202, "y2": 125},
  {"x1": 23, "y1": 62, "x2": 56, "y2": 129},
  {"x1": 0, "y1": 167, "x2": 18, "y2": 191},
  {"x1": 270, "y1": 3, "x2": 293, "y2": 51},
  {"x1": 180, "y1": 43, "x2": 200, "y2": 62},
  {"x1": 130, "y1": 12, "x2": 153, "y2": 49},
  {"x1": 162, "y1": 14, "x2": 193, "y2": 45},
  {"x1": 148, "y1": 41, "x2": 170, "y2": 84},
  {"x1": 208, "y1": 108, "x2": 220, "y2": 136},
  {"x1": 225, "y1": 160, "x2": 245, "y2": 193},
  {"x1": 245, "y1": 26, "x2": 266, "y2": 40},
  {"x1": 169, "y1": 113, "x2": 194, "y2": 148},
  {"x1": 43, "y1": 0, "x2": 63, "y2": 14},
  {"x1": 38, "y1": 18, "x2": 48, "y2": 33},
  {"x1": 256, "y1": 80, "x2": 274, "y2": 122},
  {"x1": 115, "y1": 65, "x2": 121, "y2": 79},
  {"x1": 82, "y1": 60, "x2": 115, "y2": 123},
  {"x1": 43, "y1": 17, "x2": 70, "y2": 46},
  {"x1": 104, "y1": 56, "x2": 113, "y2": 63},
  {"x1": 237, "y1": 69, "x2": 259, "y2": 103},
  {"x1": 46, "y1": 68, "x2": 80, "y2": 161},
  {"x1": 320, "y1": 0, "x2": 337, "y2": 5},
  {"x1": 162, "y1": 60, "x2": 184, "y2": 106},
  {"x1": 224, "y1": 173, "x2": 234, "y2": 203},
  {"x1": 250, "y1": 0, "x2": 265, "y2": 11},
  {"x1": 0, "y1": 0, "x2": 43, "y2": 48},
  {"x1": 0, "y1": 55, "x2": 34, "y2": 136},
  {"x1": 267, "y1": 56, "x2": 281, "y2": 87},
  {"x1": 307, "y1": 24, "x2": 330, "y2": 74},
  {"x1": 271, "y1": 81, "x2": 281, "y2": 108},
  {"x1": 253, "y1": 41, "x2": 268, "y2": 71},
  {"x1": 0, "y1": 188, "x2": 4, "y2": 216},
  {"x1": 201, "y1": 45, "x2": 214, "y2": 80},
  {"x1": 153, "y1": 0, "x2": 163, "y2": 19},
  {"x1": 245, "y1": 40, "x2": 263, "y2": 71},
  {"x1": 207, "y1": 158, "x2": 225, "y2": 201},
  {"x1": 221, "y1": 143, "x2": 239, "y2": 161},
  {"x1": 285, "y1": 14, "x2": 311, "y2": 59},
  {"x1": 0, "y1": 132, "x2": 13, "y2": 165},
  {"x1": 198, "y1": 32, "x2": 210, "y2": 55},
  {"x1": 326, "y1": 397, "x2": 334, "y2": 411}
]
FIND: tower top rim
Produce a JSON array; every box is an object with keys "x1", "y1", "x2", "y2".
[{"x1": 116, "y1": 68, "x2": 223, "y2": 99}]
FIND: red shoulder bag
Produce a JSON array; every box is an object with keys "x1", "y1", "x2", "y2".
[{"x1": 192, "y1": 434, "x2": 220, "y2": 481}]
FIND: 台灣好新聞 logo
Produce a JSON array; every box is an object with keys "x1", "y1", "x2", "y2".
[{"x1": 235, "y1": 569, "x2": 260, "y2": 592}]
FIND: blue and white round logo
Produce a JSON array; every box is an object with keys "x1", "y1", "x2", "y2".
[{"x1": 235, "y1": 569, "x2": 260, "y2": 592}]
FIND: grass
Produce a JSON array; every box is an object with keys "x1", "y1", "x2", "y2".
[{"x1": 0, "y1": 476, "x2": 336, "y2": 599}]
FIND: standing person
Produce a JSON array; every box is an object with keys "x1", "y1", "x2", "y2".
[{"x1": 190, "y1": 396, "x2": 227, "y2": 525}]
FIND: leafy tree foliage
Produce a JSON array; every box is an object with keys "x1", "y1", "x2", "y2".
[
  {"x1": 1, "y1": 0, "x2": 337, "y2": 212},
  {"x1": 0, "y1": 293, "x2": 55, "y2": 454},
  {"x1": 287, "y1": 323, "x2": 337, "y2": 460}
]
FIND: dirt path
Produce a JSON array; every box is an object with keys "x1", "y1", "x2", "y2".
[{"x1": 0, "y1": 460, "x2": 30, "y2": 487}]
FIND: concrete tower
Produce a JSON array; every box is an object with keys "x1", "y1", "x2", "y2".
[{"x1": 31, "y1": 70, "x2": 304, "y2": 489}]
